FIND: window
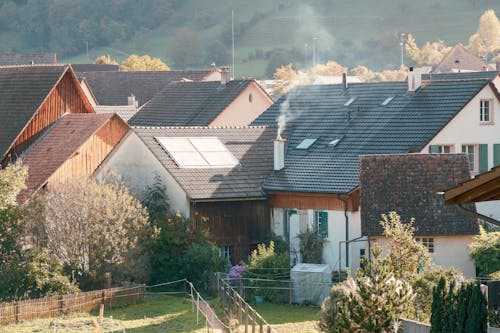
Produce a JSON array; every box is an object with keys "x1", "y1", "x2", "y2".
[
  {"x1": 429, "y1": 145, "x2": 454, "y2": 154},
  {"x1": 283, "y1": 209, "x2": 291, "y2": 239},
  {"x1": 415, "y1": 237, "x2": 434, "y2": 253},
  {"x1": 381, "y1": 96, "x2": 395, "y2": 106},
  {"x1": 480, "y1": 100, "x2": 492, "y2": 123},
  {"x1": 462, "y1": 144, "x2": 477, "y2": 171},
  {"x1": 218, "y1": 246, "x2": 231, "y2": 261},
  {"x1": 344, "y1": 97, "x2": 356, "y2": 106},
  {"x1": 249, "y1": 93, "x2": 253, "y2": 103},
  {"x1": 314, "y1": 211, "x2": 328, "y2": 238},
  {"x1": 296, "y1": 138, "x2": 317, "y2": 149},
  {"x1": 156, "y1": 137, "x2": 238, "y2": 168}
]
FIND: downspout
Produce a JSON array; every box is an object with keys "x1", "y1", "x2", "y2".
[
  {"x1": 337, "y1": 194, "x2": 349, "y2": 270},
  {"x1": 457, "y1": 204, "x2": 500, "y2": 227}
]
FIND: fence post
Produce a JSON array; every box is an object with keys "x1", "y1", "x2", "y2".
[
  {"x1": 59, "y1": 295, "x2": 64, "y2": 315},
  {"x1": 267, "y1": 325, "x2": 271, "y2": 333},
  {"x1": 289, "y1": 280, "x2": 293, "y2": 305},
  {"x1": 245, "y1": 303, "x2": 249, "y2": 333},
  {"x1": 259, "y1": 318, "x2": 263, "y2": 333},
  {"x1": 14, "y1": 301, "x2": 19, "y2": 323},
  {"x1": 252, "y1": 313, "x2": 256, "y2": 333},
  {"x1": 239, "y1": 294, "x2": 243, "y2": 326},
  {"x1": 196, "y1": 293, "x2": 200, "y2": 325}
]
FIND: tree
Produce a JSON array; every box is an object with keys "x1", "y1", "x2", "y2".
[
  {"x1": 469, "y1": 226, "x2": 500, "y2": 277},
  {"x1": 272, "y1": 63, "x2": 298, "y2": 96},
  {"x1": 297, "y1": 228, "x2": 324, "y2": 263},
  {"x1": 468, "y1": 9, "x2": 500, "y2": 61},
  {"x1": 405, "y1": 33, "x2": 424, "y2": 65},
  {"x1": 141, "y1": 174, "x2": 171, "y2": 223},
  {"x1": 319, "y1": 248, "x2": 414, "y2": 333},
  {"x1": 349, "y1": 65, "x2": 376, "y2": 82},
  {"x1": 169, "y1": 27, "x2": 204, "y2": 68},
  {"x1": 0, "y1": 163, "x2": 27, "y2": 210},
  {"x1": 120, "y1": 54, "x2": 170, "y2": 71},
  {"x1": 430, "y1": 277, "x2": 446, "y2": 333},
  {"x1": 94, "y1": 54, "x2": 118, "y2": 65},
  {"x1": 404, "y1": 34, "x2": 450, "y2": 65},
  {"x1": 27, "y1": 178, "x2": 155, "y2": 289},
  {"x1": 310, "y1": 60, "x2": 347, "y2": 77},
  {"x1": 266, "y1": 50, "x2": 294, "y2": 77}
]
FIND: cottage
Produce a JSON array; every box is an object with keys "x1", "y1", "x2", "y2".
[
  {"x1": 98, "y1": 126, "x2": 276, "y2": 263},
  {"x1": 431, "y1": 43, "x2": 493, "y2": 73}
]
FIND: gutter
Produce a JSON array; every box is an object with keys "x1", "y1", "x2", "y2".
[{"x1": 457, "y1": 204, "x2": 500, "y2": 228}]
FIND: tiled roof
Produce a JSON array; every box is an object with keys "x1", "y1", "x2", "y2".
[
  {"x1": 0, "y1": 52, "x2": 57, "y2": 66},
  {"x1": 77, "y1": 69, "x2": 218, "y2": 106},
  {"x1": 252, "y1": 78, "x2": 491, "y2": 194},
  {"x1": 432, "y1": 44, "x2": 493, "y2": 73},
  {"x1": 421, "y1": 71, "x2": 499, "y2": 81},
  {"x1": 133, "y1": 126, "x2": 276, "y2": 200},
  {"x1": 0, "y1": 65, "x2": 68, "y2": 159},
  {"x1": 360, "y1": 154, "x2": 479, "y2": 236},
  {"x1": 19, "y1": 113, "x2": 119, "y2": 201},
  {"x1": 94, "y1": 105, "x2": 137, "y2": 122},
  {"x1": 70, "y1": 64, "x2": 119, "y2": 72},
  {"x1": 128, "y1": 80, "x2": 254, "y2": 126}
]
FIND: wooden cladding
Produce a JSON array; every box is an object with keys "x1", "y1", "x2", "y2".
[
  {"x1": 191, "y1": 199, "x2": 270, "y2": 263},
  {"x1": 268, "y1": 190, "x2": 359, "y2": 212},
  {"x1": 7, "y1": 71, "x2": 94, "y2": 159},
  {"x1": 46, "y1": 116, "x2": 128, "y2": 187}
]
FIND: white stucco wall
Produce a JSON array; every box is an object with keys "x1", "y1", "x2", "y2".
[
  {"x1": 271, "y1": 207, "x2": 366, "y2": 273},
  {"x1": 420, "y1": 83, "x2": 500, "y2": 220},
  {"x1": 371, "y1": 235, "x2": 476, "y2": 278},
  {"x1": 209, "y1": 83, "x2": 273, "y2": 126},
  {"x1": 97, "y1": 131, "x2": 191, "y2": 217}
]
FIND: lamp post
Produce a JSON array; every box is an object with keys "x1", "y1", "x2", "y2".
[
  {"x1": 312, "y1": 36, "x2": 319, "y2": 67},
  {"x1": 399, "y1": 33, "x2": 405, "y2": 67}
]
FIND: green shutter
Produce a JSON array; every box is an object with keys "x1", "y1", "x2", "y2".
[
  {"x1": 479, "y1": 144, "x2": 488, "y2": 173},
  {"x1": 429, "y1": 145, "x2": 440, "y2": 153},
  {"x1": 319, "y1": 211, "x2": 328, "y2": 238},
  {"x1": 494, "y1": 144, "x2": 500, "y2": 167}
]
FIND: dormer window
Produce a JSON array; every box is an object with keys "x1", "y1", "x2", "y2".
[
  {"x1": 381, "y1": 96, "x2": 395, "y2": 106},
  {"x1": 296, "y1": 138, "x2": 317, "y2": 149},
  {"x1": 480, "y1": 99, "x2": 492, "y2": 123}
]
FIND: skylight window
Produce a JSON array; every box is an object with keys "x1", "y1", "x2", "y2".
[
  {"x1": 344, "y1": 97, "x2": 356, "y2": 106},
  {"x1": 329, "y1": 138, "x2": 341, "y2": 146},
  {"x1": 156, "y1": 137, "x2": 238, "y2": 168},
  {"x1": 381, "y1": 96, "x2": 395, "y2": 106},
  {"x1": 296, "y1": 138, "x2": 317, "y2": 149}
]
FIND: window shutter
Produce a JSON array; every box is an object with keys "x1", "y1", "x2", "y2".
[
  {"x1": 429, "y1": 145, "x2": 440, "y2": 153},
  {"x1": 319, "y1": 211, "x2": 328, "y2": 238},
  {"x1": 479, "y1": 144, "x2": 488, "y2": 172},
  {"x1": 494, "y1": 144, "x2": 500, "y2": 167}
]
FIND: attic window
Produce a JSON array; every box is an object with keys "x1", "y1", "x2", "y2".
[
  {"x1": 156, "y1": 137, "x2": 238, "y2": 168},
  {"x1": 381, "y1": 96, "x2": 395, "y2": 106},
  {"x1": 296, "y1": 138, "x2": 317, "y2": 149},
  {"x1": 329, "y1": 138, "x2": 341, "y2": 146},
  {"x1": 344, "y1": 97, "x2": 356, "y2": 106}
]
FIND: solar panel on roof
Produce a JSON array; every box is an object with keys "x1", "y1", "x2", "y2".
[
  {"x1": 296, "y1": 138, "x2": 317, "y2": 149},
  {"x1": 156, "y1": 137, "x2": 238, "y2": 168}
]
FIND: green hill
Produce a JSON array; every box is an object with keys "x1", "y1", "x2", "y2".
[{"x1": 1, "y1": 0, "x2": 498, "y2": 77}]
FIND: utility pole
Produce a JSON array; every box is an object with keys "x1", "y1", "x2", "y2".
[
  {"x1": 232, "y1": 10, "x2": 235, "y2": 79},
  {"x1": 86, "y1": 40, "x2": 89, "y2": 59},
  {"x1": 312, "y1": 36, "x2": 319, "y2": 67},
  {"x1": 304, "y1": 43, "x2": 308, "y2": 69},
  {"x1": 399, "y1": 33, "x2": 405, "y2": 67}
]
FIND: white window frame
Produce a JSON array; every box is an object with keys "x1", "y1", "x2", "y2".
[
  {"x1": 480, "y1": 99, "x2": 493, "y2": 124},
  {"x1": 437, "y1": 145, "x2": 454, "y2": 154},
  {"x1": 314, "y1": 210, "x2": 328, "y2": 239},
  {"x1": 461, "y1": 144, "x2": 478, "y2": 172},
  {"x1": 415, "y1": 237, "x2": 434, "y2": 253}
]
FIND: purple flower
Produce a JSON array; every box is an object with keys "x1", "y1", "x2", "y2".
[{"x1": 228, "y1": 265, "x2": 246, "y2": 278}]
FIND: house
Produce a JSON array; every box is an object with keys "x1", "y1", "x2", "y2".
[
  {"x1": 18, "y1": 113, "x2": 129, "y2": 203},
  {"x1": 128, "y1": 79, "x2": 274, "y2": 127},
  {"x1": 360, "y1": 154, "x2": 479, "y2": 277},
  {"x1": 431, "y1": 43, "x2": 493, "y2": 73},
  {"x1": 0, "y1": 52, "x2": 57, "y2": 66},
  {"x1": 252, "y1": 70, "x2": 500, "y2": 274},
  {"x1": 76, "y1": 68, "x2": 222, "y2": 107},
  {"x1": 97, "y1": 126, "x2": 276, "y2": 263},
  {"x1": 0, "y1": 65, "x2": 94, "y2": 165}
]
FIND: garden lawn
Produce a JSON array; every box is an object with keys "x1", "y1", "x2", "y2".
[
  {"x1": 0, "y1": 295, "x2": 209, "y2": 333},
  {"x1": 253, "y1": 302, "x2": 321, "y2": 333}
]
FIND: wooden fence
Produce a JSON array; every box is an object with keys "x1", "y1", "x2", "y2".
[{"x1": 0, "y1": 285, "x2": 145, "y2": 325}]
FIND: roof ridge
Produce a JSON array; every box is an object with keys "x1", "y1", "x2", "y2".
[
  {"x1": 132, "y1": 125, "x2": 272, "y2": 129},
  {"x1": 0, "y1": 64, "x2": 66, "y2": 69}
]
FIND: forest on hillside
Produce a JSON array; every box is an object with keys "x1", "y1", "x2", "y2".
[{"x1": 0, "y1": 0, "x2": 499, "y2": 76}]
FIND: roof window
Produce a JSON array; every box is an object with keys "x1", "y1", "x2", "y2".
[
  {"x1": 296, "y1": 138, "x2": 317, "y2": 149},
  {"x1": 344, "y1": 97, "x2": 356, "y2": 106},
  {"x1": 381, "y1": 96, "x2": 395, "y2": 106},
  {"x1": 156, "y1": 137, "x2": 238, "y2": 168}
]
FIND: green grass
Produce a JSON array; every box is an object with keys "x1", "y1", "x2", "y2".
[{"x1": 253, "y1": 302, "x2": 321, "y2": 333}]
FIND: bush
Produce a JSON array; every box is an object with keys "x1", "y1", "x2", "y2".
[
  {"x1": 297, "y1": 228, "x2": 324, "y2": 263},
  {"x1": 180, "y1": 243, "x2": 225, "y2": 291},
  {"x1": 469, "y1": 227, "x2": 500, "y2": 277}
]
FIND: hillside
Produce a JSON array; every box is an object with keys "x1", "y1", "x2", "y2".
[{"x1": 1, "y1": 0, "x2": 499, "y2": 77}]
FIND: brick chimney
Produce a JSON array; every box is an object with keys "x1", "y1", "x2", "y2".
[
  {"x1": 407, "y1": 67, "x2": 421, "y2": 93},
  {"x1": 220, "y1": 67, "x2": 231, "y2": 85},
  {"x1": 274, "y1": 138, "x2": 286, "y2": 171}
]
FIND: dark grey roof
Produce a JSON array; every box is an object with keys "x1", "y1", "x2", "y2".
[
  {"x1": 422, "y1": 71, "x2": 499, "y2": 81},
  {"x1": 0, "y1": 65, "x2": 67, "y2": 159},
  {"x1": 70, "y1": 64, "x2": 119, "y2": 72},
  {"x1": 432, "y1": 44, "x2": 493, "y2": 73},
  {"x1": 0, "y1": 52, "x2": 57, "y2": 66},
  {"x1": 133, "y1": 126, "x2": 276, "y2": 200},
  {"x1": 360, "y1": 154, "x2": 478, "y2": 236},
  {"x1": 252, "y1": 78, "x2": 492, "y2": 194},
  {"x1": 77, "y1": 70, "x2": 218, "y2": 106},
  {"x1": 128, "y1": 80, "x2": 254, "y2": 126},
  {"x1": 94, "y1": 105, "x2": 137, "y2": 122}
]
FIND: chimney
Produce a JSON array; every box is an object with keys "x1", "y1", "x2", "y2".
[
  {"x1": 342, "y1": 73, "x2": 348, "y2": 91},
  {"x1": 128, "y1": 94, "x2": 138, "y2": 108},
  {"x1": 407, "y1": 67, "x2": 421, "y2": 93},
  {"x1": 274, "y1": 138, "x2": 286, "y2": 171},
  {"x1": 220, "y1": 67, "x2": 231, "y2": 85}
]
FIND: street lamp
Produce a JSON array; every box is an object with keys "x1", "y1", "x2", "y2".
[{"x1": 399, "y1": 33, "x2": 405, "y2": 67}]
